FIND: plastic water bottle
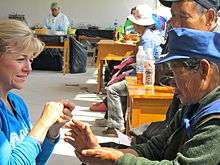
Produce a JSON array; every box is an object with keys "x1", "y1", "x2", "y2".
[
  {"x1": 136, "y1": 46, "x2": 145, "y2": 85},
  {"x1": 112, "y1": 19, "x2": 119, "y2": 29},
  {"x1": 143, "y1": 48, "x2": 155, "y2": 86}
]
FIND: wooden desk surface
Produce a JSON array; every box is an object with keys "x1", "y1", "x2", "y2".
[
  {"x1": 97, "y1": 39, "x2": 136, "y2": 45},
  {"x1": 126, "y1": 76, "x2": 174, "y2": 99},
  {"x1": 126, "y1": 76, "x2": 174, "y2": 128}
]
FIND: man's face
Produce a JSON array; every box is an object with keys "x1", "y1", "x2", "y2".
[
  {"x1": 51, "y1": 7, "x2": 60, "y2": 17},
  {"x1": 170, "y1": 1, "x2": 208, "y2": 30},
  {"x1": 170, "y1": 62, "x2": 202, "y2": 105}
]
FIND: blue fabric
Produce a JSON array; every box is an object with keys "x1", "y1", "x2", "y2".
[
  {"x1": 140, "y1": 29, "x2": 162, "y2": 59},
  {"x1": 152, "y1": 14, "x2": 167, "y2": 32},
  {"x1": 156, "y1": 28, "x2": 220, "y2": 64},
  {"x1": 43, "y1": 12, "x2": 70, "y2": 33},
  {"x1": 183, "y1": 99, "x2": 220, "y2": 138},
  {"x1": 0, "y1": 92, "x2": 56, "y2": 165}
]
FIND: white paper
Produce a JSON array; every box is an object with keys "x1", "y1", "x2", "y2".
[
  {"x1": 52, "y1": 128, "x2": 120, "y2": 157},
  {"x1": 116, "y1": 130, "x2": 131, "y2": 146}
]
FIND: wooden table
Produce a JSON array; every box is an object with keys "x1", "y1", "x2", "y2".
[
  {"x1": 37, "y1": 35, "x2": 70, "y2": 74},
  {"x1": 96, "y1": 40, "x2": 136, "y2": 93},
  {"x1": 126, "y1": 76, "x2": 174, "y2": 129}
]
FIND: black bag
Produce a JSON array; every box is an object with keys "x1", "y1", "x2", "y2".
[
  {"x1": 69, "y1": 37, "x2": 88, "y2": 73},
  {"x1": 32, "y1": 49, "x2": 63, "y2": 71}
]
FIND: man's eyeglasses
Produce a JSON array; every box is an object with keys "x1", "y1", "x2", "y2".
[{"x1": 51, "y1": 8, "x2": 58, "y2": 11}]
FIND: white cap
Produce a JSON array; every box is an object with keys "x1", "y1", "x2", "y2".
[{"x1": 127, "y1": 4, "x2": 155, "y2": 26}]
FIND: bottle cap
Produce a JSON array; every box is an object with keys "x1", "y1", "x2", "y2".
[
  {"x1": 138, "y1": 45, "x2": 144, "y2": 50},
  {"x1": 145, "y1": 48, "x2": 154, "y2": 60}
]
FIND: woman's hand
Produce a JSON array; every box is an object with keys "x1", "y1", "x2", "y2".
[
  {"x1": 39, "y1": 101, "x2": 64, "y2": 128},
  {"x1": 29, "y1": 100, "x2": 74, "y2": 143},
  {"x1": 64, "y1": 119, "x2": 99, "y2": 152},
  {"x1": 29, "y1": 101, "x2": 65, "y2": 143},
  {"x1": 47, "y1": 99, "x2": 75, "y2": 139}
]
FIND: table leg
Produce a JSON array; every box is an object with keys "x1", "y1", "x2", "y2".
[
  {"x1": 97, "y1": 60, "x2": 104, "y2": 93},
  {"x1": 126, "y1": 97, "x2": 132, "y2": 134},
  {"x1": 63, "y1": 38, "x2": 70, "y2": 74}
]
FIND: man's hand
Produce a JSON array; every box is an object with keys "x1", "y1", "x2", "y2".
[
  {"x1": 64, "y1": 119, "x2": 99, "y2": 152},
  {"x1": 82, "y1": 147, "x2": 124, "y2": 161},
  {"x1": 75, "y1": 149, "x2": 117, "y2": 165}
]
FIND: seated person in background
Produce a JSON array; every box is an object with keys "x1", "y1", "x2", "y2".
[
  {"x1": 65, "y1": 28, "x2": 220, "y2": 165},
  {"x1": 93, "y1": 4, "x2": 163, "y2": 136},
  {"x1": 116, "y1": 7, "x2": 137, "y2": 42},
  {"x1": 124, "y1": 7, "x2": 136, "y2": 35},
  {"x1": 0, "y1": 19, "x2": 74, "y2": 164},
  {"x1": 43, "y1": 2, "x2": 70, "y2": 34}
]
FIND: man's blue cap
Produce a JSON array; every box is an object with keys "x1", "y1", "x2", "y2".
[{"x1": 156, "y1": 28, "x2": 220, "y2": 64}]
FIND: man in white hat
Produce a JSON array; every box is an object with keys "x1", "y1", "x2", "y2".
[{"x1": 43, "y1": 2, "x2": 70, "y2": 34}]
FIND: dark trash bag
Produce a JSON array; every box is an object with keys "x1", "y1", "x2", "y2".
[
  {"x1": 69, "y1": 37, "x2": 88, "y2": 73},
  {"x1": 32, "y1": 49, "x2": 63, "y2": 71}
]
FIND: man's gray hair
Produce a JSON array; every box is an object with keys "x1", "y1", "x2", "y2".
[{"x1": 193, "y1": 0, "x2": 218, "y2": 22}]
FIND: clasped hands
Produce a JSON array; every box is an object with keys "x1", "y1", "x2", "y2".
[
  {"x1": 41, "y1": 99, "x2": 75, "y2": 139},
  {"x1": 39, "y1": 100, "x2": 124, "y2": 164},
  {"x1": 64, "y1": 119, "x2": 124, "y2": 165}
]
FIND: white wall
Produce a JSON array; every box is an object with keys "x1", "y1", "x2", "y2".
[{"x1": 0, "y1": 0, "x2": 170, "y2": 28}]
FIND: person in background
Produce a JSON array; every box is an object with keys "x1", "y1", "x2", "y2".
[
  {"x1": 94, "y1": 4, "x2": 163, "y2": 136},
  {"x1": 115, "y1": 7, "x2": 137, "y2": 41},
  {"x1": 89, "y1": 7, "x2": 137, "y2": 113},
  {"x1": 0, "y1": 19, "x2": 74, "y2": 164},
  {"x1": 65, "y1": 27, "x2": 220, "y2": 165},
  {"x1": 124, "y1": 7, "x2": 136, "y2": 35},
  {"x1": 90, "y1": 7, "x2": 168, "y2": 114},
  {"x1": 43, "y1": 2, "x2": 70, "y2": 34}
]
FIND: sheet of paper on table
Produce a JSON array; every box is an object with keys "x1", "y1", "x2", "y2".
[
  {"x1": 116, "y1": 129, "x2": 131, "y2": 146},
  {"x1": 53, "y1": 128, "x2": 120, "y2": 157}
]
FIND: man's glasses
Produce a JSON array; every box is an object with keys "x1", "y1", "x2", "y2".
[{"x1": 51, "y1": 8, "x2": 58, "y2": 11}]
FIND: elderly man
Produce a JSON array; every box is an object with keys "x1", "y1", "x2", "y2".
[
  {"x1": 161, "y1": 0, "x2": 220, "y2": 31},
  {"x1": 65, "y1": 28, "x2": 220, "y2": 165},
  {"x1": 132, "y1": 0, "x2": 220, "y2": 142},
  {"x1": 43, "y1": 2, "x2": 70, "y2": 34}
]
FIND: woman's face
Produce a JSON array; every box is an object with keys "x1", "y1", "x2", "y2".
[
  {"x1": 132, "y1": 23, "x2": 145, "y2": 35},
  {"x1": 0, "y1": 50, "x2": 33, "y2": 91}
]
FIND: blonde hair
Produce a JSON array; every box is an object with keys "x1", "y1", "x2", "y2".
[{"x1": 0, "y1": 19, "x2": 44, "y2": 58}]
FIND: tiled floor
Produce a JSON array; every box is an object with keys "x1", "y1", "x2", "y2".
[{"x1": 15, "y1": 64, "x2": 118, "y2": 165}]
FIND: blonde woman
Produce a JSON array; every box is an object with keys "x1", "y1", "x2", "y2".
[{"x1": 0, "y1": 19, "x2": 74, "y2": 164}]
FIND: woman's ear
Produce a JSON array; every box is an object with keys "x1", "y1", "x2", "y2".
[{"x1": 199, "y1": 59, "x2": 210, "y2": 79}]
